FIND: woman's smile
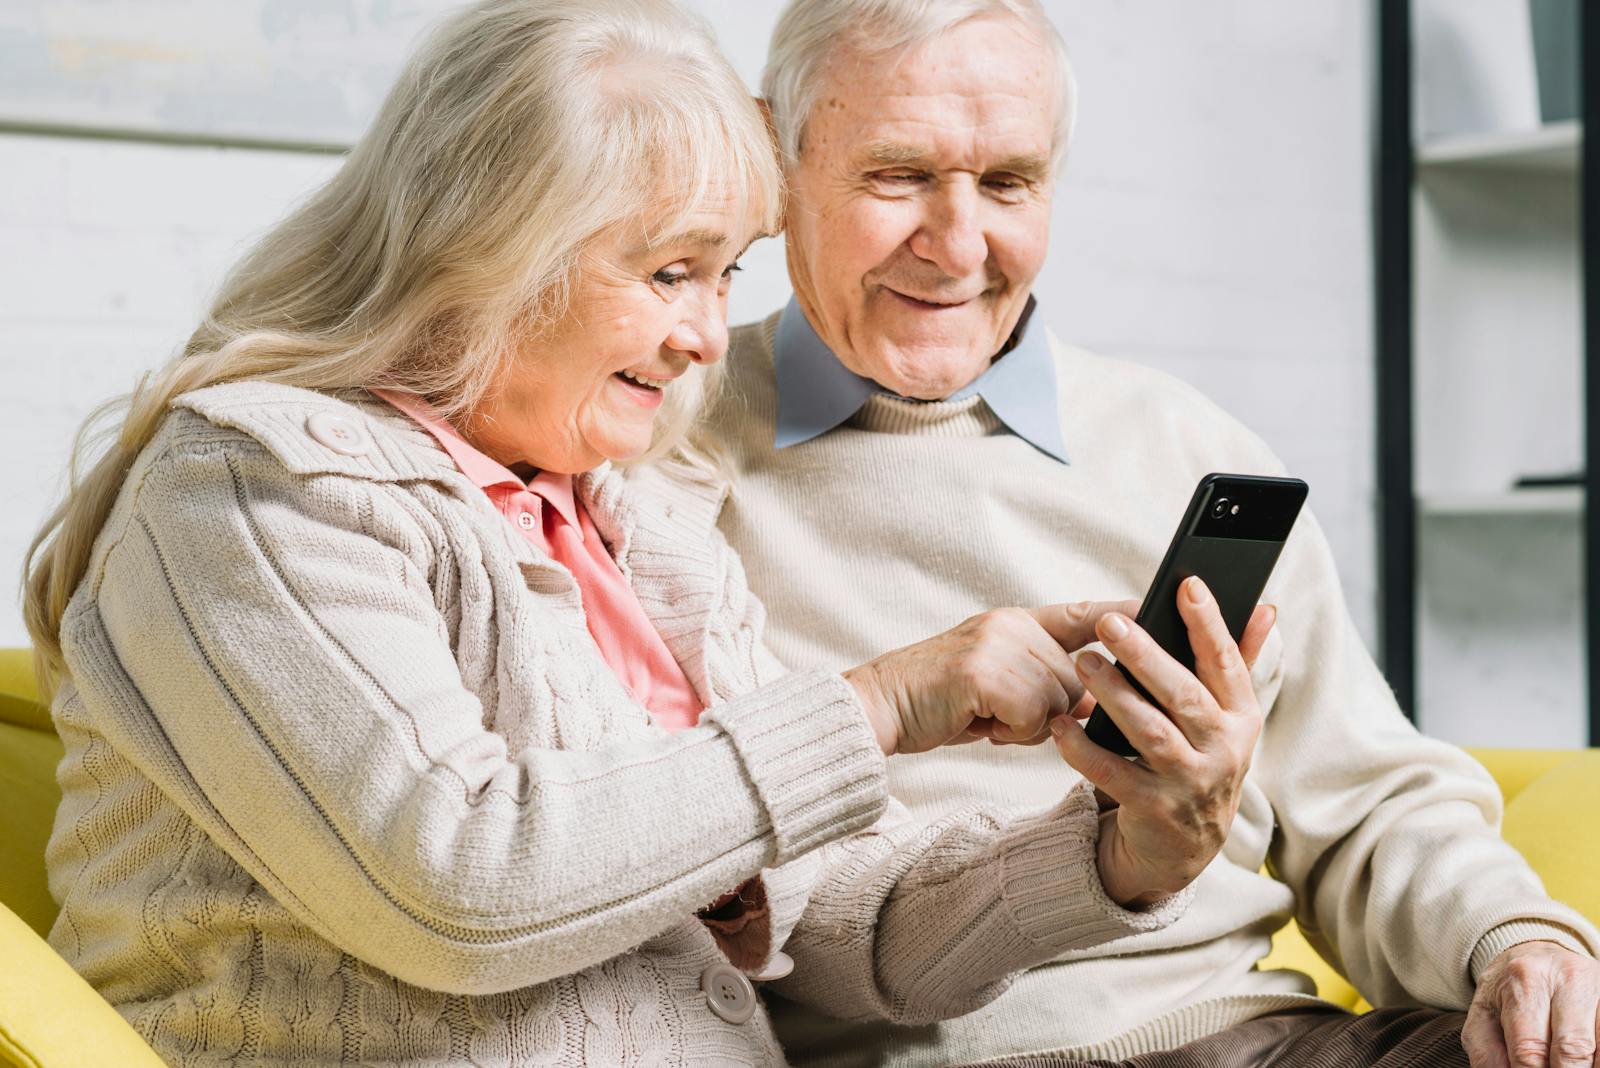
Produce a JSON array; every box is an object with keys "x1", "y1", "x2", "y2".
[{"x1": 611, "y1": 365, "x2": 679, "y2": 408}]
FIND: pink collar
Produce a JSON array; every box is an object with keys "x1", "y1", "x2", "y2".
[{"x1": 371, "y1": 388, "x2": 580, "y2": 528}]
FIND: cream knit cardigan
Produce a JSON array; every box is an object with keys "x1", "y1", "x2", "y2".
[{"x1": 45, "y1": 382, "x2": 1183, "y2": 1067}]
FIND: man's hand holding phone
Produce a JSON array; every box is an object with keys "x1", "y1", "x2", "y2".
[{"x1": 1051, "y1": 578, "x2": 1276, "y2": 909}]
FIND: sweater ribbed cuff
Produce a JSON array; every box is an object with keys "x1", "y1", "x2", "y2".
[
  {"x1": 999, "y1": 779, "x2": 1193, "y2": 952},
  {"x1": 1470, "y1": 919, "x2": 1595, "y2": 982},
  {"x1": 701, "y1": 670, "x2": 887, "y2": 865}
]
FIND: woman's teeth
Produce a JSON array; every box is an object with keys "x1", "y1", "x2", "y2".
[{"x1": 618, "y1": 369, "x2": 668, "y2": 390}]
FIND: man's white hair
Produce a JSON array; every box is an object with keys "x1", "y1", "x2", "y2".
[{"x1": 761, "y1": 0, "x2": 1077, "y2": 170}]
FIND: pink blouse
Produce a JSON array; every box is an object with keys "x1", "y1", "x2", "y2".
[{"x1": 372, "y1": 389, "x2": 704, "y2": 730}]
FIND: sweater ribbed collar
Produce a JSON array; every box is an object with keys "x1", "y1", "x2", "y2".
[{"x1": 771, "y1": 295, "x2": 1070, "y2": 463}]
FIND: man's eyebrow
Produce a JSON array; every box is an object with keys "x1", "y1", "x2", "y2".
[
  {"x1": 857, "y1": 140, "x2": 935, "y2": 169},
  {"x1": 991, "y1": 154, "x2": 1053, "y2": 183},
  {"x1": 856, "y1": 141, "x2": 1053, "y2": 182}
]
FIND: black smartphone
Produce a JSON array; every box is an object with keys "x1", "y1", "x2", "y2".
[{"x1": 1083, "y1": 473, "x2": 1308, "y2": 758}]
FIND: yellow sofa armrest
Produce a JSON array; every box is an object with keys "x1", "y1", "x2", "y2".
[
  {"x1": 0, "y1": 650, "x2": 40, "y2": 708},
  {"x1": 0, "y1": 902, "x2": 167, "y2": 1068},
  {"x1": 0, "y1": 721, "x2": 64, "y2": 939}
]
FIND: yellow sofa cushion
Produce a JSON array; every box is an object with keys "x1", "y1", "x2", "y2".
[
  {"x1": 1257, "y1": 922, "x2": 1364, "y2": 1010},
  {"x1": 1501, "y1": 749, "x2": 1600, "y2": 929},
  {"x1": 1479, "y1": 748, "x2": 1582, "y2": 806},
  {"x1": 0, "y1": 902, "x2": 167, "y2": 1068}
]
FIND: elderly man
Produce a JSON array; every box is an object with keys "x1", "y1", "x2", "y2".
[{"x1": 706, "y1": 1, "x2": 1600, "y2": 1066}]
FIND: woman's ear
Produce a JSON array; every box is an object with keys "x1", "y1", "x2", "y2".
[
  {"x1": 752, "y1": 97, "x2": 788, "y2": 237},
  {"x1": 753, "y1": 96, "x2": 775, "y2": 145}
]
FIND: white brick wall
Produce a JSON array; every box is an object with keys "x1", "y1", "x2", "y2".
[{"x1": 0, "y1": 2, "x2": 1377, "y2": 668}]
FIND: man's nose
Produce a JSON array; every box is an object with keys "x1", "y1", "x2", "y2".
[
  {"x1": 908, "y1": 182, "x2": 988, "y2": 278},
  {"x1": 665, "y1": 285, "x2": 729, "y2": 366}
]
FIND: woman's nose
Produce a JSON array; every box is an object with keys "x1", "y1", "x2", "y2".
[{"x1": 666, "y1": 287, "x2": 729, "y2": 365}]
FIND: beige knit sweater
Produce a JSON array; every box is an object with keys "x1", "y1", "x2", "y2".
[
  {"x1": 710, "y1": 312, "x2": 1600, "y2": 1067},
  {"x1": 46, "y1": 381, "x2": 1187, "y2": 1067}
]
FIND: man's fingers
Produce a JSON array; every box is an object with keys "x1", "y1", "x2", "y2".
[
  {"x1": 1462, "y1": 1001, "x2": 1512, "y2": 1068},
  {"x1": 1238, "y1": 604, "x2": 1277, "y2": 671},
  {"x1": 1500, "y1": 974, "x2": 1554, "y2": 1068},
  {"x1": 1091, "y1": 614, "x2": 1223, "y2": 751},
  {"x1": 1075, "y1": 651, "x2": 1193, "y2": 767},
  {"x1": 1028, "y1": 600, "x2": 1142, "y2": 654},
  {"x1": 1549, "y1": 963, "x2": 1598, "y2": 1068},
  {"x1": 1050, "y1": 708, "x2": 1150, "y2": 804},
  {"x1": 1174, "y1": 578, "x2": 1257, "y2": 713}
]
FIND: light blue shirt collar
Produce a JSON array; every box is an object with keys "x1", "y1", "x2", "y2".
[{"x1": 772, "y1": 296, "x2": 1069, "y2": 463}]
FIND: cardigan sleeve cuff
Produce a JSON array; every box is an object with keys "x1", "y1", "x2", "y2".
[
  {"x1": 700, "y1": 670, "x2": 888, "y2": 865},
  {"x1": 1470, "y1": 919, "x2": 1596, "y2": 983},
  {"x1": 999, "y1": 779, "x2": 1193, "y2": 952}
]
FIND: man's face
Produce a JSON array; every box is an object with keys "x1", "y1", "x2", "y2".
[{"x1": 783, "y1": 15, "x2": 1057, "y2": 399}]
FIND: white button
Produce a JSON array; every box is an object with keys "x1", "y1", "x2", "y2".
[
  {"x1": 744, "y1": 951, "x2": 793, "y2": 983},
  {"x1": 305, "y1": 411, "x2": 370, "y2": 457},
  {"x1": 516, "y1": 511, "x2": 537, "y2": 530},
  {"x1": 700, "y1": 962, "x2": 756, "y2": 1024}
]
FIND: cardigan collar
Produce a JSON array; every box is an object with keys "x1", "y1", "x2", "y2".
[{"x1": 173, "y1": 380, "x2": 737, "y2": 708}]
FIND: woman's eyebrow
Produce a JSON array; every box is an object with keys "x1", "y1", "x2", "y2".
[{"x1": 651, "y1": 228, "x2": 731, "y2": 250}]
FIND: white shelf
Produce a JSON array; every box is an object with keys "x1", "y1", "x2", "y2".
[
  {"x1": 1418, "y1": 487, "x2": 1583, "y2": 516},
  {"x1": 1417, "y1": 120, "x2": 1581, "y2": 172}
]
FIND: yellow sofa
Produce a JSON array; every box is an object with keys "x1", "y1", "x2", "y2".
[{"x1": 1, "y1": 648, "x2": 1596, "y2": 1067}]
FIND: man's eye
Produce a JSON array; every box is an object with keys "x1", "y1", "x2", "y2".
[
  {"x1": 652, "y1": 269, "x2": 688, "y2": 288},
  {"x1": 721, "y1": 261, "x2": 743, "y2": 280},
  {"x1": 875, "y1": 171, "x2": 927, "y2": 185},
  {"x1": 985, "y1": 175, "x2": 1025, "y2": 191}
]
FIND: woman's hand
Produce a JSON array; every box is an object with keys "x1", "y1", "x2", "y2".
[
  {"x1": 845, "y1": 601, "x2": 1139, "y2": 756},
  {"x1": 1051, "y1": 577, "x2": 1275, "y2": 908}
]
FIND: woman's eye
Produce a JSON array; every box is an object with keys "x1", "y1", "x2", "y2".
[
  {"x1": 721, "y1": 261, "x2": 743, "y2": 280},
  {"x1": 652, "y1": 269, "x2": 689, "y2": 288}
]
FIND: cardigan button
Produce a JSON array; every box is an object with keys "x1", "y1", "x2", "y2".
[
  {"x1": 700, "y1": 962, "x2": 756, "y2": 1024},
  {"x1": 744, "y1": 951, "x2": 793, "y2": 983},
  {"x1": 305, "y1": 412, "x2": 370, "y2": 457}
]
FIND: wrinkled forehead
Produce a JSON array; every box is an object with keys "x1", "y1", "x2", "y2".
[{"x1": 813, "y1": 17, "x2": 1057, "y2": 167}]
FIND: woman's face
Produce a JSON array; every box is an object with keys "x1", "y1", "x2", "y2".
[{"x1": 464, "y1": 196, "x2": 757, "y2": 474}]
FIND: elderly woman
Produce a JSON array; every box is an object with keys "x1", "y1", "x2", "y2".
[{"x1": 22, "y1": 1, "x2": 1265, "y2": 1064}]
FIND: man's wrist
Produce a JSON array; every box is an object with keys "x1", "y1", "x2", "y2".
[
  {"x1": 1471, "y1": 920, "x2": 1593, "y2": 984},
  {"x1": 1096, "y1": 810, "x2": 1182, "y2": 910}
]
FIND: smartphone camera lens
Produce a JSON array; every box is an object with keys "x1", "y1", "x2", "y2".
[{"x1": 1211, "y1": 497, "x2": 1232, "y2": 519}]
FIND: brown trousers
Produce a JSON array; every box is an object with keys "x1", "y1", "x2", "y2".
[{"x1": 967, "y1": 1007, "x2": 1469, "y2": 1068}]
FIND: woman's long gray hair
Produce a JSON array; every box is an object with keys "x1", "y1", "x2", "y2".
[{"x1": 24, "y1": 0, "x2": 782, "y2": 689}]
